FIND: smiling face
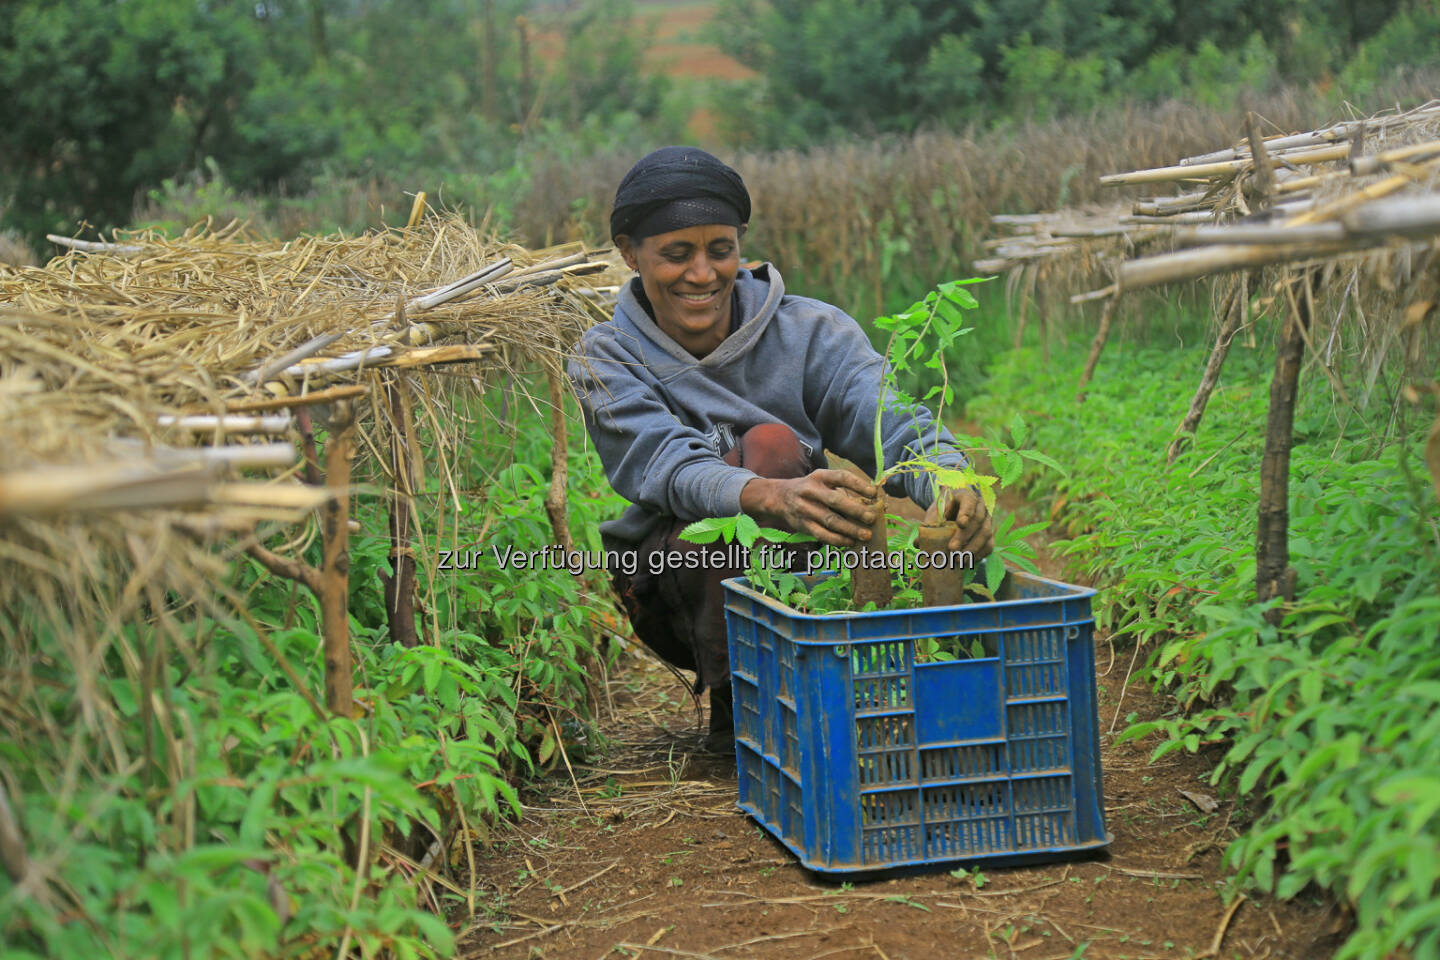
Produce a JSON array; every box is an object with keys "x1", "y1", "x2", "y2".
[{"x1": 617, "y1": 223, "x2": 744, "y2": 359}]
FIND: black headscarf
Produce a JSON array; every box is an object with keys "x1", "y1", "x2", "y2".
[{"x1": 609, "y1": 146, "x2": 751, "y2": 242}]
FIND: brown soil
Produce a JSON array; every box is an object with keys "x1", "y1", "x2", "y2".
[{"x1": 458, "y1": 513, "x2": 1342, "y2": 960}]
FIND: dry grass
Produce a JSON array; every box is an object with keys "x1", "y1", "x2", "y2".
[{"x1": 511, "y1": 74, "x2": 1440, "y2": 320}]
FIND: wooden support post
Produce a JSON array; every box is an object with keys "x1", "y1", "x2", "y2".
[
  {"x1": 1167, "y1": 281, "x2": 1246, "y2": 465},
  {"x1": 1012, "y1": 265, "x2": 1035, "y2": 350},
  {"x1": 1245, "y1": 112, "x2": 1276, "y2": 210},
  {"x1": 380, "y1": 376, "x2": 420, "y2": 648},
  {"x1": 1256, "y1": 272, "x2": 1314, "y2": 623},
  {"x1": 1076, "y1": 296, "x2": 1118, "y2": 402},
  {"x1": 319, "y1": 401, "x2": 357, "y2": 715},
  {"x1": 544, "y1": 367, "x2": 575, "y2": 554}
]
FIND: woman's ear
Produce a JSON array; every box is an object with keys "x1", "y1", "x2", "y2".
[
  {"x1": 737, "y1": 223, "x2": 749, "y2": 241},
  {"x1": 615, "y1": 234, "x2": 640, "y2": 271}
]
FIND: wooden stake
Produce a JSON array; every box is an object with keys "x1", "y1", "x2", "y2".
[
  {"x1": 0, "y1": 781, "x2": 29, "y2": 884},
  {"x1": 1013, "y1": 265, "x2": 1035, "y2": 350},
  {"x1": 1076, "y1": 296, "x2": 1118, "y2": 401},
  {"x1": 1168, "y1": 282, "x2": 1246, "y2": 465},
  {"x1": 1245, "y1": 112, "x2": 1276, "y2": 210},
  {"x1": 543, "y1": 367, "x2": 574, "y2": 554},
  {"x1": 381, "y1": 374, "x2": 420, "y2": 647},
  {"x1": 1256, "y1": 272, "x2": 1314, "y2": 622},
  {"x1": 320, "y1": 402, "x2": 357, "y2": 715}
]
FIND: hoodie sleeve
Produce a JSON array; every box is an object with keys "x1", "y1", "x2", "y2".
[
  {"x1": 802, "y1": 305, "x2": 969, "y2": 510},
  {"x1": 568, "y1": 332, "x2": 759, "y2": 522}
]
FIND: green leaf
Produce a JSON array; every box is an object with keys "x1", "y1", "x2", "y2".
[
  {"x1": 986, "y1": 557, "x2": 1005, "y2": 594},
  {"x1": 1008, "y1": 413, "x2": 1028, "y2": 447}
]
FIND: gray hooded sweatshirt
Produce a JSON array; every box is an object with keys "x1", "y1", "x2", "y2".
[{"x1": 568, "y1": 264, "x2": 968, "y2": 545}]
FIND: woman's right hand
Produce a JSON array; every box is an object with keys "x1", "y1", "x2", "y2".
[{"x1": 739, "y1": 470, "x2": 881, "y2": 547}]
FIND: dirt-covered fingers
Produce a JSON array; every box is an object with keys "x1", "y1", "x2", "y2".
[
  {"x1": 781, "y1": 475, "x2": 870, "y2": 546},
  {"x1": 956, "y1": 511, "x2": 995, "y2": 560},
  {"x1": 815, "y1": 468, "x2": 880, "y2": 503},
  {"x1": 796, "y1": 496, "x2": 872, "y2": 546},
  {"x1": 811, "y1": 471, "x2": 879, "y2": 525},
  {"x1": 944, "y1": 488, "x2": 995, "y2": 558}
]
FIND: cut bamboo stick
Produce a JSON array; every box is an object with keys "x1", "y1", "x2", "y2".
[
  {"x1": 1118, "y1": 239, "x2": 1362, "y2": 291},
  {"x1": 1070, "y1": 284, "x2": 1118, "y2": 304},
  {"x1": 1102, "y1": 144, "x2": 1350, "y2": 187},
  {"x1": 0, "y1": 464, "x2": 214, "y2": 516},
  {"x1": 243, "y1": 330, "x2": 346, "y2": 385},
  {"x1": 104, "y1": 439, "x2": 298, "y2": 470},
  {"x1": 46, "y1": 235, "x2": 145, "y2": 255},
  {"x1": 208, "y1": 482, "x2": 332, "y2": 510},
  {"x1": 157, "y1": 415, "x2": 294, "y2": 434},
  {"x1": 1350, "y1": 139, "x2": 1440, "y2": 177},
  {"x1": 283, "y1": 346, "x2": 395, "y2": 377},
  {"x1": 1341, "y1": 195, "x2": 1440, "y2": 239},
  {"x1": 219, "y1": 384, "x2": 368, "y2": 413},
  {"x1": 404, "y1": 257, "x2": 513, "y2": 312},
  {"x1": 1175, "y1": 223, "x2": 1347, "y2": 246}
]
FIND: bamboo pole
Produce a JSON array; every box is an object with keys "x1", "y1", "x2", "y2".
[
  {"x1": 1101, "y1": 144, "x2": 1349, "y2": 187},
  {"x1": 1118, "y1": 239, "x2": 1360, "y2": 291},
  {"x1": 243, "y1": 330, "x2": 345, "y2": 385},
  {"x1": 1175, "y1": 223, "x2": 1347, "y2": 246},
  {"x1": 218, "y1": 384, "x2": 367, "y2": 413},
  {"x1": 46, "y1": 234, "x2": 144, "y2": 255},
  {"x1": 156, "y1": 415, "x2": 294, "y2": 434},
  {"x1": 1256, "y1": 272, "x2": 1314, "y2": 622},
  {"x1": 1341, "y1": 195, "x2": 1440, "y2": 239},
  {"x1": 1349, "y1": 139, "x2": 1440, "y2": 176},
  {"x1": 1167, "y1": 282, "x2": 1246, "y2": 465}
]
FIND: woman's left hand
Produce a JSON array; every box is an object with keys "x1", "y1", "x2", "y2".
[{"x1": 925, "y1": 487, "x2": 995, "y2": 560}]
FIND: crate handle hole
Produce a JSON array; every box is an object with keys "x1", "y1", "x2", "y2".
[{"x1": 1065, "y1": 625, "x2": 1082, "y2": 640}]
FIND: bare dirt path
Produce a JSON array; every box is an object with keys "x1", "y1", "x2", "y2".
[{"x1": 459, "y1": 517, "x2": 1341, "y2": 960}]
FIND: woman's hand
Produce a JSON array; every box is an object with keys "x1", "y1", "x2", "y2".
[
  {"x1": 740, "y1": 471, "x2": 880, "y2": 547},
  {"x1": 926, "y1": 486, "x2": 996, "y2": 560}
]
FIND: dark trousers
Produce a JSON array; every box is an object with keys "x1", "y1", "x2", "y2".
[{"x1": 611, "y1": 424, "x2": 812, "y2": 729}]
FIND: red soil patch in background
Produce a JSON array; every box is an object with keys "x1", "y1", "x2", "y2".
[{"x1": 531, "y1": 0, "x2": 752, "y2": 139}]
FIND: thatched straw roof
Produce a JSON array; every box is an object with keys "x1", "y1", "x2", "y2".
[
  {"x1": 977, "y1": 99, "x2": 1440, "y2": 299},
  {"x1": 0, "y1": 216, "x2": 607, "y2": 521}
]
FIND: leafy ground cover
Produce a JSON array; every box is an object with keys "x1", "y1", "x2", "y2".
[{"x1": 970, "y1": 340, "x2": 1440, "y2": 959}]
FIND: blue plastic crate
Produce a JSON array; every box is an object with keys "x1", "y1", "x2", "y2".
[{"x1": 723, "y1": 562, "x2": 1109, "y2": 874}]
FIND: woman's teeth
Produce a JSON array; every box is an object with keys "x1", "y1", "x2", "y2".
[{"x1": 676, "y1": 291, "x2": 714, "y2": 302}]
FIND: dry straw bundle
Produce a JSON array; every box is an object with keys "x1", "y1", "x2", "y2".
[
  {"x1": 979, "y1": 97, "x2": 1440, "y2": 616},
  {"x1": 979, "y1": 99, "x2": 1440, "y2": 298},
  {"x1": 0, "y1": 213, "x2": 608, "y2": 901},
  {"x1": 1, "y1": 213, "x2": 605, "y2": 516}
]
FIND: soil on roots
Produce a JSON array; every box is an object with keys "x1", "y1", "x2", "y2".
[{"x1": 458, "y1": 518, "x2": 1343, "y2": 960}]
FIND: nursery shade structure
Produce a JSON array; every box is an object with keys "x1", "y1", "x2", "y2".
[
  {"x1": 976, "y1": 98, "x2": 1440, "y2": 618},
  {"x1": 0, "y1": 214, "x2": 609, "y2": 722}
]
